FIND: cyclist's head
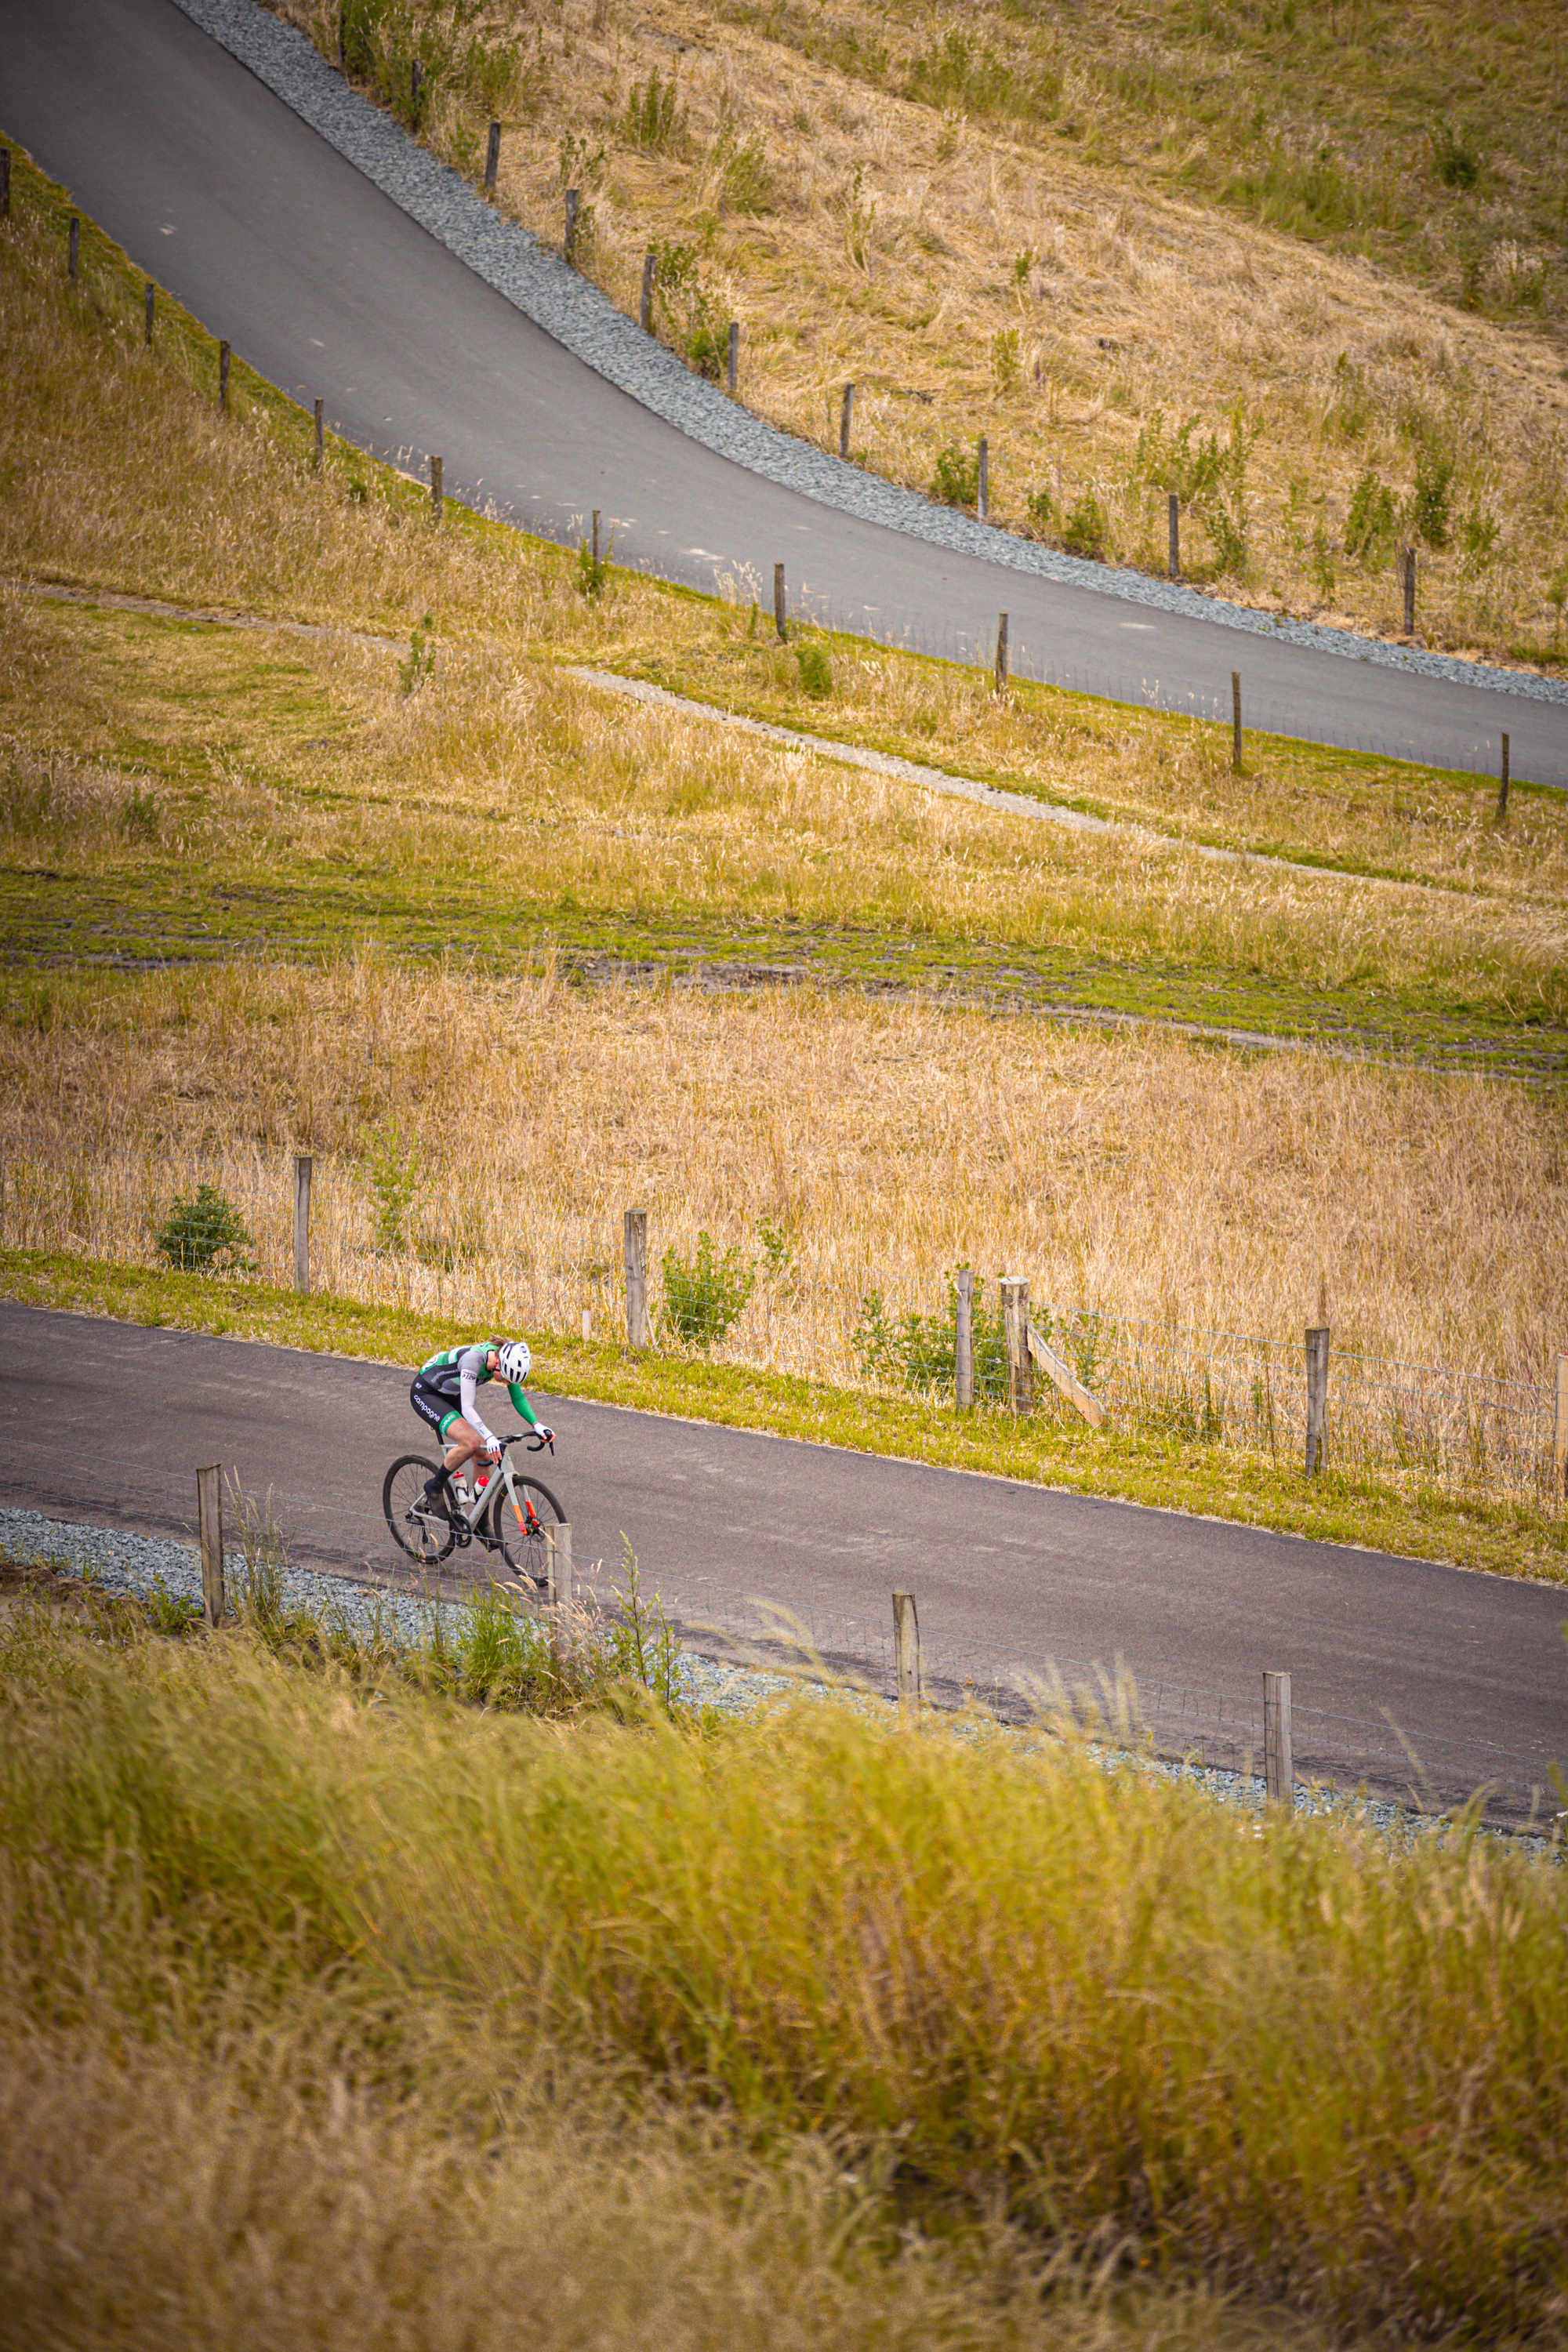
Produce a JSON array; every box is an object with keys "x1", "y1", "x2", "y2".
[{"x1": 497, "y1": 1338, "x2": 531, "y2": 1385}]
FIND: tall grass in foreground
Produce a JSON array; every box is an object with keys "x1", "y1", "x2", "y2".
[{"x1": 2, "y1": 1605, "x2": 1564, "y2": 2344}]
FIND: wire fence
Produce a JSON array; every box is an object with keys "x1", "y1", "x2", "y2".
[{"x1": 0, "y1": 1442, "x2": 1558, "y2": 1834}]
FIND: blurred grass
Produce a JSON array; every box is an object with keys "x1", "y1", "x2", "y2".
[{"x1": 2, "y1": 1598, "x2": 1565, "y2": 2343}]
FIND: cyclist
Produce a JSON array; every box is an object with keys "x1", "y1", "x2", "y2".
[{"x1": 410, "y1": 1338, "x2": 554, "y2": 1511}]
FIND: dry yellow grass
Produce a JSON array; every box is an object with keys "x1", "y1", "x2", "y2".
[
  {"x1": 268, "y1": 0, "x2": 1568, "y2": 664},
  {"x1": 2, "y1": 960, "x2": 1563, "y2": 1391}
]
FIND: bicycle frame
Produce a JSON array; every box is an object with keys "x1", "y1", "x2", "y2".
[{"x1": 445, "y1": 1439, "x2": 545, "y2": 1546}]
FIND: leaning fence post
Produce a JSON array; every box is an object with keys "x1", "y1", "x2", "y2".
[
  {"x1": 625, "y1": 1209, "x2": 649, "y2": 1348},
  {"x1": 314, "y1": 397, "x2": 324, "y2": 469},
  {"x1": 197, "y1": 1465, "x2": 225, "y2": 1628},
  {"x1": 1497, "y1": 731, "x2": 1510, "y2": 822},
  {"x1": 640, "y1": 248, "x2": 655, "y2": 331},
  {"x1": 68, "y1": 213, "x2": 80, "y2": 280},
  {"x1": 840, "y1": 380, "x2": 855, "y2": 458},
  {"x1": 485, "y1": 119, "x2": 502, "y2": 193},
  {"x1": 1232, "y1": 670, "x2": 1243, "y2": 771},
  {"x1": 892, "y1": 1591, "x2": 920, "y2": 1715},
  {"x1": 545, "y1": 1521, "x2": 573, "y2": 1606},
  {"x1": 1555, "y1": 1351, "x2": 1567, "y2": 1494},
  {"x1": 1001, "y1": 1276, "x2": 1033, "y2": 1414},
  {"x1": 564, "y1": 187, "x2": 579, "y2": 262},
  {"x1": 430, "y1": 453, "x2": 443, "y2": 520},
  {"x1": 1304, "y1": 1324, "x2": 1330, "y2": 1474},
  {"x1": 727, "y1": 319, "x2": 739, "y2": 396},
  {"x1": 977, "y1": 434, "x2": 989, "y2": 522},
  {"x1": 144, "y1": 280, "x2": 155, "y2": 345},
  {"x1": 293, "y1": 1152, "x2": 313, "y2": 1294},
  {"x1": 994, "y1": 612, "x2": 1009, "y2": 694},
  {"x1": 1167, "y1": 491, "x2": 1179, "y2": 579},
  {"x1": 1263, "y1": 1671, "x2": 1294, "y2": 1806},
  {"x1": 774, "y1": 561, "x2": 787, "y2": 644},
  {"x1": 955, "y1": 1269, "x2": 975, "y2": 1410},
  {"x1": 1402, "y1": 543, "x2": 1417, "y2": 637}
]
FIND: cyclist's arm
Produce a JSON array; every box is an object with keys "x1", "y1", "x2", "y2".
[
  {"x1": 458, "y1": 1353, "x2": 499, "y2": 1446},
  {"x1": 506, "y1": 1380, "x2": 540, "y2": 1428}
]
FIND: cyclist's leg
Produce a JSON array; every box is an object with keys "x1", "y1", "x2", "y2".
[{"x1": 410, "y1": 1380, "x2": 466, "y2": 1494}]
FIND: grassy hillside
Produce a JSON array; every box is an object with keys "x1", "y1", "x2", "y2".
[
  {"x1": 270, "y1": 0, "x2": 1568, "y2": 666},
  {"x1": 2, "y1": 140, "x2": 1565, "y2": 1560},
  {"x1": 3, "y1": 1595, "x2": 1566, "y2": 2347}
]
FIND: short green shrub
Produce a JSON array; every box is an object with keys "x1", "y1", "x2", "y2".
[
  {"x1": 795, "y1": 641, "x2": 832, "y2": 698},
  {"x1": 929, "y1": 441, "x2": 980, "y2": 510},
  {"x1": 1061, "y1": 488, "x2": 1107, "y2": 560},
  {"x1": 1345, "y1": 468, "x2": 1398, "y2": 565},
  {"x1": 661, "y1": 1231, "x2": 756, "y2": 1348},
  {"x1": 154, "y1": 1181, "x2": 254, "y2": 1276},
  {"x1": 853, "y1": 1273, "x2": 1009, "y2": 1400}
]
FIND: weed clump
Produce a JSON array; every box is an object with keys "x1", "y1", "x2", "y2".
[
  {"x1": 154, "y1": 1182, "x2": 254, "y2": 1277},
  {"x1": 662, "y1": 1230, "x2": 756, "y2": 1348}
]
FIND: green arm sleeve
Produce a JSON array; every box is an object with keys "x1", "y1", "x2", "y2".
[{"x1": 507, "y1": 1381, "x2": 539, "y2": 1427}]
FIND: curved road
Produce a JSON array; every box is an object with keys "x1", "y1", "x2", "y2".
[
  {"x1": 6, "y1": 0, "x2": 1568, "y2": 784},
  {"x1": 2, "y1": 1305, "x2": 1563, "y2": 1818}
]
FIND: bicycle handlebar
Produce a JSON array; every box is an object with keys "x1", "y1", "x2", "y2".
[{"x1": 501, "y1": 1428, "x2": 555, "y2": 1455}]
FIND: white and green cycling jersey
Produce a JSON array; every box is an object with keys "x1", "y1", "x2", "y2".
[{"x1": 413, "y1": 1342, "x2": 539, "y2": 1443}]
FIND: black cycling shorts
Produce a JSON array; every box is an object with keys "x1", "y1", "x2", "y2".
[{"x1": 410, "y1": 1376, "x2": 463, "y2": 1441}]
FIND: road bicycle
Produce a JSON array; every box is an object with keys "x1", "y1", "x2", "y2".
[{"x1": 382, "y1": 1431, "x2": 564, "y2": 1581}]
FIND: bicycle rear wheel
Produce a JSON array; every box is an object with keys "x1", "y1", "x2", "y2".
[
  {"x1": 489, "y1": 1471, "x2": 565, "y2": 1582},
  {"x1": 383, "y1": 1453, "x2": 456, "y2": 1565}
]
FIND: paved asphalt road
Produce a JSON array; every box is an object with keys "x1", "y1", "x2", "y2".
[
  {"x1": 2, "y1": 1305, "x2": 1563, "y2": 1795},
  {"x1": 7, "y1": 0, "x2": 1568, "y2": 784}
]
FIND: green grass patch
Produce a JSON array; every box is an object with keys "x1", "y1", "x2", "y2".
[{"x1": 4, "y1": 1246, "x2": 1563, "y2": 1583}]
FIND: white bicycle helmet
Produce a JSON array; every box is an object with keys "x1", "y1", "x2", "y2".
[{"x1": 497, "y1": 1338, "x2": 531, "y2": 1384}]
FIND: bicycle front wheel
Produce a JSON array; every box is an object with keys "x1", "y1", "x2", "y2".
[
  {"x1": 490, "y1": 1471, "x2": 565, "y2": 1581},
  {"x1": 383, "y1": 1453, "x2": 456, "y2": 1565}
]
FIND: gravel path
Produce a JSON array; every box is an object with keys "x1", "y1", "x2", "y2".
[{"x1": 171, "y1": 0, "x2": 1568, "y2": 714}]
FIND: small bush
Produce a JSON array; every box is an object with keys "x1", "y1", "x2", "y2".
[
  {"x1": 1411, "y1": 444, "x2": 1455, "y2": 550},
  {"x1": 623, "y1": 65, "x2": 682, "y2": 153},
  {"x1": 1345, "y1": 469, "x2": 1398, "y2": 566},
  {"x1": 796, "y1": 641, "x2": 832, "y2": 698},
  {"x1": 397, "y1": 617, "x2": 435, "y2": 694},
  {"x1": 929, "y1": 441, "x2": 980, "y2": 510},
  {"x1": 991, "y1": 328, "x2": 1022, "y2": 394},
  {"x1": 712, "y1": 122, "x2": 773, "y2": 215},
  {"x1": 661, "y1": 1231, "x2": 756, "y2": 1348},
  {"x1": 154, "y1": 1181, "x2": 254, "y2": 1276},
  {"x1": 853, "y1": 1273, "x2": 1009, "y2": 1400},
  {"x1": 1023, "y1": 487, "x2": 1055, "y2": 538},
  {"x1": 364, "y1": 1120, "x2": 423, "y2": 1254},
  {"x1": 1061, "y1": 488, "x2": 1106, "y2": 560},
  {"x1": 1431, "y1": 122, "x2": 1481, "y2": 191},
  {"x1": 575, "y1": 536, "x2": 612, "y2": 599}
]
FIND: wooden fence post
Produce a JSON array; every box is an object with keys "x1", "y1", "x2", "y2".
[
  {"x1": 641, "y1": 249, "x2": 655, "y2": 331},
  {"x1": 314, "y1": 397, "x2": 324, "y2": 469},
  {"x1": 1001, "y1": 1276, "x2": 1033, "y2": 1414},
  {"x1": 197, "y1": 1464, "x2": 225, "y2": 1628},
  {"x1": 485, "y1": 119, "x2": 502, "y2": 193},
  {"x1": 625, "y1": 1209, "x2": 649, "y2": 1348},
  {"x1": 994, "y1": 612, "x2": 1010, "y2": 694},
  {"x1": 977, "y1": 435, "x2": 989, "y2": 522},
  {"x1": 774, "y1": 561, "x2": 786, "y2": 644},
  {"x1": 1304, "y1": 1324, "x2": 1330, "y2": 1474},
  {"x1": 1167, "y1": 491, "x2": 1179, "y2": 579},
  {"x1": 430, "y1": 453, "x2": 443, "y2": 520},
  {"x1": 840, "y1": 381, "x2": 854, "y2": 458},
  {"x1": 0, "y1": 147, "x2": 10, "y2": 220},
  {"x1": 219, "y1": 340, "x2": 231, "y2": 413},
  {"x1": 727, "y1": 319, "x2": 739, "y2": 396},
  {"x1": 892, "y1": 1591, "x2": 920, "y2": 1715},
  {"x1": 1555, "y1": 1351, "x2": 1567, "y2": 1495},
  {"x1": 1232, "y1": 671, "x2": 1243, "y2": 771},
  {"x1": 1497, "y1": 732, "x2": 1510, "y2": 822},
  {"x1": 411, "y1": 57, "x2": 424, "y2": 125},
  {"x1": 1402, "y1": 544, "x2": 1417, "y2": 637},
  {"x1": 564, "y1": 187, "x2": 579, "y2": 262},
  {"x1": 582, "y1": 1306, "x2": 592, "y2": 1345},
  {"x1": 68, "y1": 214, "x2": 80, "y2": 280},
  {"x1": 591, "y1": 508, "x2": 601, "y2": 568},
  {"x1": 955, "y1": 1269, "x2": 975, "y2": 1410},
  {"x1": 144, "y1": 281, "x2": 155, "y2": 345},
  {"x1": 1263, "y1": 1670, "x2": 1294, "y2": 1806},
  {"x1": 293, "y1": 1152, "x2": 312, "y2": 1294},
  {"x1": 545, "y1": 1521, "x2": 573, "y2": 1606}
]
